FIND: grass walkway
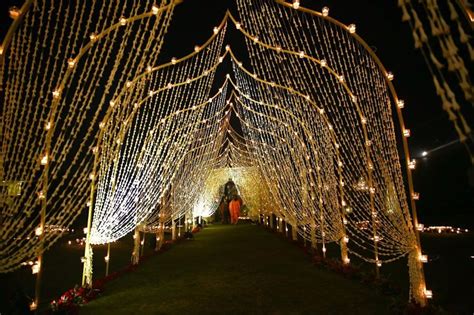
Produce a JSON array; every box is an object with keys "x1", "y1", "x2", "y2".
[{"x1": 81, "y1": 224, "x2": 393, "y2": 314}]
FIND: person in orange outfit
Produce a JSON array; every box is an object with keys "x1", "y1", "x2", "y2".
[{"x1": 229, "y1": 196, "x2": 241, "y2": 224}]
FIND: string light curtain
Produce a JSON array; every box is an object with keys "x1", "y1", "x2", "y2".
[
  {"x1": 89, "y1": 24, "x2": 227, "y2": 245},
  {"x1": 235, "y1": 0, "x2": 428, "y2": 305},
  {"x1": 0, "y1": 0, "x2": 176, "y2": 273}
]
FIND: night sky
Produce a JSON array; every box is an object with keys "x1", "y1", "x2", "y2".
[{"x1": 1, "y1": 0, "x2": 472, "y2": 227}]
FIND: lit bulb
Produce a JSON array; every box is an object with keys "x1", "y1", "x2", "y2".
[
  {"x1": 146, "y1": 65, "x2": 152, "y2": 72},
  {"x1": 29, "y1": 301, "x2": 37, "y2": 311},
  {"x1": 424, "y1": 289, "x2": 433, "y2": 299},
  {"x1": 299, "y1": 51, "x2": 305, "y2": 58},
  {"x1": 348, "y1": 24, "x2": 356, "y2": 33},
  {"x1": 9, "y1": 6, "x2": 21, "y2": 19},
  {"x1": 343, "y1": 236, "x2": 349, "y2": 243},
  {"x1": 412, "y1": 192, "x2": 420, "y2": 200},
  {"x1": 235, "y1": 22, "x2": 241, "y2": 29},
  {"x1": 194, "y1": 45, "x2": 200, "y2": 52},
  {"x1": 344, "y1": 257, "x2": 350, "y2": 264},
  {"x1": 408, "y1": 159, "x2": 416, "y2": 169},
  {"x1": 38, "y1": 191, "x2": 45, "y2": 200},
  {"x1": 419, "y1": 254, "x2": 428, "y2": 263},
  {"x1": 35, "y1": 227, "x2": 43, "y2": 236},
  {"x1": 44, "y1": 122, "x2": 51, "y2": 130},
  {"x1": 89, "y1": 173, "x2": 95, "y2": 180},
  {"x1": 52, "y1": 89, "x2": 61, "y2": 99},
  {"x1": 31, "y1": 262, "x2": 40, "y2": 274},
  {"x1": 83, "y1": 227, "x2": 88, "y2": 234},
  {"x1": 213, "y1": 26, "x2": 219, "y2": 34},
  {"x1": 40, "y1": 154, "x2": 48, "y2": 165},
  {"x1": 403, "y1": 129, "x2": 411, "y2": 137},
  {"x1": 376, "y1": 260, "x2": 382, "y2": 267},
  {"x1": 225, "y1": 45, "x2": 230, "y2": 51},
  {"x1": 320, "y1": 59, "x2": 327, "y2": 67},
  {"x1": 67, "y1": 58, "x2": 76, "y2": 68},
  {"x1": 292, "y1": 0, "x2": 300, "y2": 9},
  {"x1": 397, "y1": 100, "x2": 405, "y2": 108},
  {"x1": 119, "y1": 16, "x2": 127, "y2": 26},
  {"x1": 104, "y1": 255, "x2": 110, "y2": 262},
  {"x1": 89, "y1": 33, "x2": 97, "y2": 42},
  {"x1": 109, "y1": 100, "x2": 115, "y2": 107},
  {"x1": 126, "y1": 81, "x2": 132, "y2": 88},
  {"x1": 387, "y1": 72, "x2": 394, "y2": 81},
  {"x1": 171, "y1": 57, "x2": 177, "y2": 64},
  {"x1": 151, "y1": 4, "x2": 159, "y2": 15},
  {"x1": 322, "y1": 6, "x2": 329, "y2": 16}
]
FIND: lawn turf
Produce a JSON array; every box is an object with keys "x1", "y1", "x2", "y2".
[{"x1": 81, "y1": 224, "x2": 393, "y2": 314}]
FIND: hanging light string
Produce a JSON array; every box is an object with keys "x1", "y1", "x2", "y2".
[
  {"x1": 1, "y1": 0, "x2": 178, "y2": 273},
  {"x1": 236, "y1": 0, "x2": 428, "y2": 304},
  {"x1": 397, "y1": 0, "x2": 473, "y2": 163}
]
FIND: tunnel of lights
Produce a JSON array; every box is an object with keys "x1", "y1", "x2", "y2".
[{"x1": 1, "y1": 0, "x2": 430, "y2": 308}]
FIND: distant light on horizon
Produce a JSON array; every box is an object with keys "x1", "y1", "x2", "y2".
[{"x1": 422, "y1": 151, "x2": 428, "y2": 157}]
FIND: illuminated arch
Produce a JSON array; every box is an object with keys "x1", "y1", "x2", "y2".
[{"x1": 1, "y1": 0, "x2": 429, "y2": 308}]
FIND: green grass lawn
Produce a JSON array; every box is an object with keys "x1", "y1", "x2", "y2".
[{"x1": 81, "y1": 224, "x2": 393, "y2": 314}]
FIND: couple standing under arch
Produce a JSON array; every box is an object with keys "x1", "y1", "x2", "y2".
[{"x1": 219, "y1": 179, "x2": 242, "y2": 224}]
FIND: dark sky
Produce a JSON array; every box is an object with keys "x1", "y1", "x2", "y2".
[{"x1": 1, "y1": 0, "x2": 472, "y2": 226}]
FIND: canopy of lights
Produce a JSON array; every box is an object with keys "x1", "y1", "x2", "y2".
[{"x1": 1, "y1": 0, "x2": 432, "y2": 308}]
